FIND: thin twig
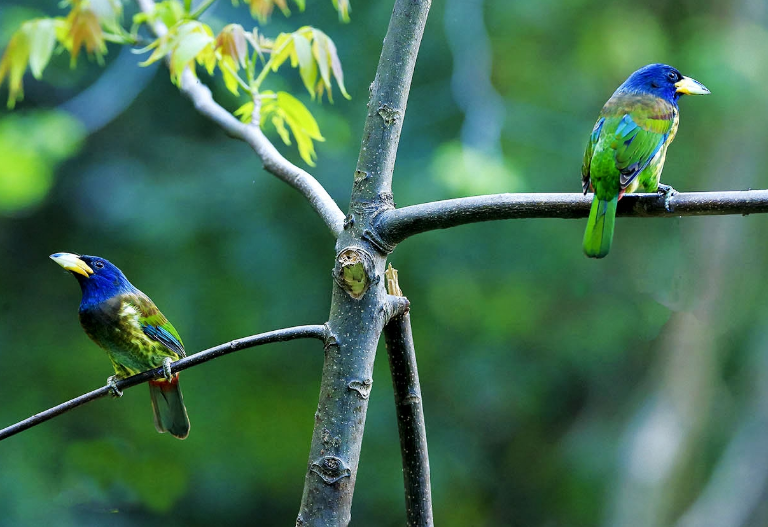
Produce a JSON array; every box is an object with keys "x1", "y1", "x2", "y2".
[
  {"x1": 384, "y1": 265, "x2": 433, "y2": 527},
  {"x1": 374, "y1": 190, "x2": 768, "y2": 248},
  {"x1": 0, "y1": 325, "x2": 327, "y2": 442},
  {"x1": 135, "y1": 0, "x2": 345, "y2": 237}
]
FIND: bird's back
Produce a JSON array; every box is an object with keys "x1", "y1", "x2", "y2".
[{"x1": 79, "y1": 291, "x2": 183, "y2": 376}]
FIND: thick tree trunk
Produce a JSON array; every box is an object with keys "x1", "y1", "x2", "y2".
[{"x1": 296, "y1": 0, "x2": 432, "y2": 524}]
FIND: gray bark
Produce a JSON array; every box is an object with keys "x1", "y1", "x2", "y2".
[{"x1": 296, "y1": 0, "x2": 432, "y2": 525}]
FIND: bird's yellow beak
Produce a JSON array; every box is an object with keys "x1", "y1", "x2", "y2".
[
  {"x1": 675, "y1": 76, "x2": 710, "y2": 95},
  {"x1": 50, "y1": 252, "x2": 94, "y2": 278}
]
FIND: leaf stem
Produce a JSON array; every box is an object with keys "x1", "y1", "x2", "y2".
[
  {"x1": 189, "y1": 0, "x2": 217, "y2": 19},
  {"x1": 221, "y1": 61, "x2": 253, "y2": 93}
]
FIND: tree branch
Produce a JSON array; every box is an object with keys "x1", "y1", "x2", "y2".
[
  {"x1": 135, "y1": 0, "x2": 345, "y2": 237},
  {"x1": 383, "y1": 265, "x2": 433, "y2": 527},
  {"x1": 374, "y1": 189, "x2": 768, "y2": 248},
  {"x1": 0, "y1": 324, "x2": 326, "y2": 442}
]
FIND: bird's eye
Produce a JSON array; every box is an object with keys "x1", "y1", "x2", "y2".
[
  {"x1": 94, "y1": 261, "x2": 104, "y2": 269},
  {"x1": 668, "y1": 71, "x2": 678, "y2": 81}
]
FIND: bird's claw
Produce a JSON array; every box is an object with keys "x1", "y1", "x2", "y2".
[
  {"x1": 657, "y1": 183, "x2": 677, "y2": 212},
  {"x1": 107, "y1": 375, "x2": 123, "y2": 397},
  {"x1": 162, "y1": 357, "x2": 174, "y2": 382}
]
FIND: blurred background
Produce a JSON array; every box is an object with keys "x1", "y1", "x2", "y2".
[{"x1": 2, "y1": 0, "x2": 768, "y2": 525}]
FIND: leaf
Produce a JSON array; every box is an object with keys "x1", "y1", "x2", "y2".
[
  {"x1": 325, "y1": 33, "x2": 350, "y2": 99},
  {"x1": 311, "y1": 28, "x2": 350, "y2": 100},
  {"x1": 292, "y1": 33, "x2": 316, "y2": 97},
  {"x1": 132, "y1": 0, "x2": 184, "y2": 30},
  {"x1": 271, "y1": 114, "x2": 291, "y2": 144},
  {"x1": 332, "y1": 0, "x2": 351, "y2": 23},
  {"x1": 261, "y1": 90, "x2": 324, "y2": 166},
  {"x1": 261, "y1": 27, "x2": 349, "y2": 102},
  {"x1": 215, "y1": 24, "x2": 249, "y2": 95},
  {"x1": 269, "y1": 32, "x2": 294, "y2": 72},
  {"x1": 0, "y1": 18, "x2": 67, "y2": 108},
  {"x1": 216, "y1": 24, "x2": 248, "y2": 68},
  {"x1": 63, "y1": 1, "x2": 108, "y2": 66},
  {"x1": 137, "y1": 21, "x2": 215, "y2": 86},
  {"x1": 234, "y1": 100, "x2": 255, "y2": 123},
  {"x1": 310, "y1": 29, "x2": 331, "y2": 95},
  {"x1": 26, "y1": 19, "x2": 59, "y2": 78}
]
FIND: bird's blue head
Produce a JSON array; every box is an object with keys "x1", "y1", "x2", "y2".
[
  {"x1": 50, "y1": 253, "x2": 136, "y2": 309},
  {"x1": 616, "y1": 63, "x2": 709, "y2": 104}
]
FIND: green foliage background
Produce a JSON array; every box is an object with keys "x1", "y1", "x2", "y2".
[{"x1": 2, "y1": 0, "x2": 768, "y2": 525}]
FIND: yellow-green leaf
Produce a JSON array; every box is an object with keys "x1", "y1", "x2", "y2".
[
  {"x1": 311, "y1": 29, "x2": 331, "y2": 93},
  {"x1": 261, "y1": 90, "x2": 324, "y2": 165},
  {"x1": 136, "y1": 21, "x2": 215, "y2": 86},
  {"x1": 326, "y1": 33, "x2": 350, "y2": 99},
  {"x1": 271, "y1": 114, "x2": 291, "y2": 144},
  {"x1": 269, "y1": 32, "x2": 294, "y2": 72},
  {"x1": 292, "y1": 33, "x2": 317, "y2": 97},
  {"x1": 132, "y1": 0, "x2": 184, "y2": 30},
  {"x1": 332, "y1": 0, "x2": 351, "y2": 23},
  {"x1": 0, "y1": 18, "x2": 67, "y2": 108},
  {"x1": 234, "y1": 100, "x2": 255, "y2": 123},
  {"x1": 26, "y1": 19, "x2": 59, "y2": 78}
]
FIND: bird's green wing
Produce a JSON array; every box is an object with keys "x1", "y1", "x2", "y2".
[
  {"x1": 602, "y1": 95, "x2": 676, "y2": 189},
  {"x1": 130, "y1": 293, "x2": 186, "y2": 358},
  {"x1": 582, "y1": 117, "x2": 604, "y2": 193}
]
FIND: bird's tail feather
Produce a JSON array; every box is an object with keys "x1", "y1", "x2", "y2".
[
  {"x1": 149, "y1": 374, "x2": 190, "y2": 440},
  {"x1": 583, "y1": 195, "x2": 618, "y2": 258}
]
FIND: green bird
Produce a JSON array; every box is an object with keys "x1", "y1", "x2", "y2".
[
  {"x1": 582, "y1": 63, "x2": 710, "y2": 258},
  {"x1": 51, "y1": 252, "x2": 190, "y2": 439}
]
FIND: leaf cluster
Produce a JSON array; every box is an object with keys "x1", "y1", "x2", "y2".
[
  {"x1": 0, "y1": 0, "x2": 125, "y2": 108},
  {"x1": 0, "y1": 0, "x2": 352, "y2": 165}
]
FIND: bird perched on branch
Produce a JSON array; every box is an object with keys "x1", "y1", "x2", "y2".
[
  {"x1": 50, "y1": 252, "x2": 190, "y2": 439},
  {"x1": 582, "y1": 63, "x2": 709, "y2": 258}
]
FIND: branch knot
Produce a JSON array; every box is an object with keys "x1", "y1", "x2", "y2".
[{"x1": 310, "y1": 455, "x2": 352, "y2": 485}]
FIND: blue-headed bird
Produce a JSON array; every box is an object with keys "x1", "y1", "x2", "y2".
[
  {"x1": 582, "y1": 63, "x2": 710, "y2": 258},
  {"x1": 51, "y1": 252, "x2": 190, "y2": 439}
]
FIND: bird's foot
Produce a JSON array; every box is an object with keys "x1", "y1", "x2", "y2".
[
  {"x1": 162, "y1": 357, "x2": 174, "y2": 382},
  {"x1": 106, "y1": 375, "x2": 123, "y2": 398},
  {"x1": 657, "y1": 183, "x2": 678, "y2": 212}
]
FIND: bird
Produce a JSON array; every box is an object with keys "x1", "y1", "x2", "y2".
[
  {"x1": 50, "y1": 252, "x2": 191, "y2": 439},
  {"x1": 581, "y1": 63, "x2": 710, "y2": 258}
]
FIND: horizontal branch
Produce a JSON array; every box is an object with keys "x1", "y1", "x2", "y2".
[
  {"x1": 136, "y1": 0, "x2": 345, "y2": 237},
  {"x1": 374, "y1": 189, "x2": 768, "y2": 247},
  {"x1": 0, "y1": 324, "x2": 327, "y2": 442}
]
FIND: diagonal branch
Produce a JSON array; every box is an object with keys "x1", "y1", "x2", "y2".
[
  {"x1": 0, "y1": 324, "x2": 327, "y2": 442},
  {"x1": 384, "y1": 265, "x2": 433, "y2": 527},
  {"x1": 135, "y1": 0, "x2": 345, "y2": 237},
  {"x1": 374, "y1": 189, "x2": 768, "y2": 248}
]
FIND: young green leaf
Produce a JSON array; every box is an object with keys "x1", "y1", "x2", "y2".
[
  {"x1": 27, "y1": 19, "x2": 60, "y2": 78},
  {"x1": 260, "y1": 27, "x2": 349, "y2": 101},
  {"x1": 132, "y1": 0, "x2": 185, "y2": 31},
  {"x1": 332, "y1": 0, "x2": 351, "y2": 23},
  {"x1": 260, "y1": 90, "x2": 325, "y2": 166},
  {"x1": 234, "y1": 100, "x2": 255, "y2": 122},
  {"x1": 0, "y1": 18, "x2": 67, "y2": 108},
  {"x1": 138, "y1": 21, "x2": 215, "y2": 86}
]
